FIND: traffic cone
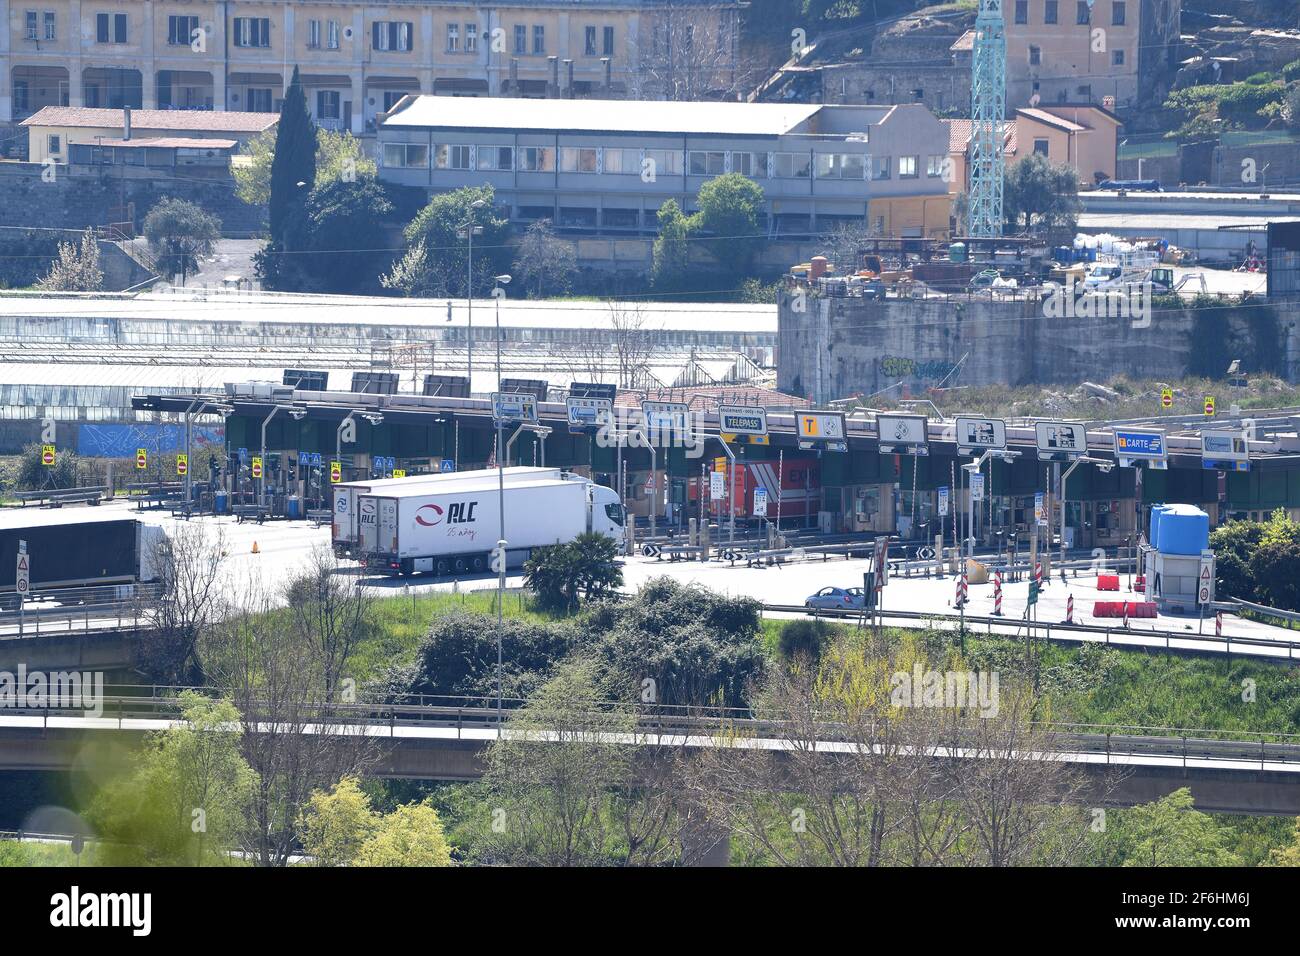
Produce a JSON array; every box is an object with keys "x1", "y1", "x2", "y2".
[{"x1": 251, "y1": 540, "x2": 260, "y2": 554}]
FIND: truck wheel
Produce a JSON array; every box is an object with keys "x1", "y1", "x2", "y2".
[
  {"x1": 435, "y1": 559, "x2": 449, "y2": 576},
  {"x1": 400, "y1": 559, "x2": 414, "y2": 576},
  {"x1": 453, "y1": 557, "x2": 467, "y2": 573},
  {"x1": 471, "y1": 555, "x2": 485, "y2": 573}
]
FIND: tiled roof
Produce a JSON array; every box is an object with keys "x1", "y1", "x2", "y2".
[
  {"x1": 20, "y1": 107, "x2": 277, "y2": 133},
  {"x1": 943, "y1": 118, "x2": 1016, "y2": 154}
]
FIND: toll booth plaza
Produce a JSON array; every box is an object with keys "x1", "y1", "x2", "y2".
[{"x1": 130, "y1": 383, "x2": 1300, "y2": 628}]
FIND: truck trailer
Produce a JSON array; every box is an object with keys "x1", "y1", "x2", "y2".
[
  {"x1": 0, "y1": 513, "x2": 165, "y2": 593},
  {"x1": 359, "y1": 472, "x2": 623, "y2": 576},
  {"x1": 332, "y1": 467, "x2": 565, "y2": 556}
]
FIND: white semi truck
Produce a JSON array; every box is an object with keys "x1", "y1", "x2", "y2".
[
  {"x1": 332, "y1": 467, "x2": 565, "y2": 557},
  {"x1": 357, "y1": 470, "x2": 623, "y2": 576}
]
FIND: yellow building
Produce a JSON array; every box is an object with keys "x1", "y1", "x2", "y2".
[{"x1": 1, "y1": 1, "x2": 742, "y2": 134}]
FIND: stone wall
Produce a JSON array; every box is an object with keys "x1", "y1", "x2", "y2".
[
  {"x1": 777, "y1": 290, "x2": 1300, "y2": 401},
  {"x1": 0, "y1": 163, "x2": 266, "y2": 237}
]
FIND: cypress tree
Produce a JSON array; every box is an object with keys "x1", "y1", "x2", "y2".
[{"x1": 268, "y1": 66, "x2": 317, "y2": 246}]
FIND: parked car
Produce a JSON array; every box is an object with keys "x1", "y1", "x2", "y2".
[{"x1": 804, "y1": 586, "x2": 866, "y2": 610}]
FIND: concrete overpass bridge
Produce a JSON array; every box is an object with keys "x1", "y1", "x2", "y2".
[{"x1": 3, "y1": 695, "x2": 1300, "y2": 816}]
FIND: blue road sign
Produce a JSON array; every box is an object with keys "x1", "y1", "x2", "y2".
[{"x1": 440, "y1": 458, "x2": 456, "y2": 473}]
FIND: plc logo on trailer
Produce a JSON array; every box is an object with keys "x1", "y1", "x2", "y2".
[{"x1": 416, "y1": 501, "x2": 478, "y2": 526}]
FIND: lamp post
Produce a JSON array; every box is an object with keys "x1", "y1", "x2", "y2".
[
  {"x1": 259, "y1": 405, "x2": 287, "y2": 507},
  {"x1": 457, "y1": 198, "x2": 488, "y2": 387},
  {"x1": 492, "y1": 273, "x2": 511, "y2": 729}
]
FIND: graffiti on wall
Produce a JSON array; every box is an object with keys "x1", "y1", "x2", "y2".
[
  {"x1": 879, "y1": 356, "x2": 959, "y2": 381},
  {"x1": 77, "y1": 423, "x2": 225, "y2": 459}
]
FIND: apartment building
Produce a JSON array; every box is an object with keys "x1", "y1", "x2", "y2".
[
  {"x1": 376, "y1": 95, "x2": 952, "y2": 237},
  {"x1": 1004, "y1": 0, "x2": 1181, "y2": 110},
  {"x1": 1, "y1": 0, "x2": 741, "y2": 132},
  {"x1": 944, "y1": 104, "x2": 1121, "y2": 193}
]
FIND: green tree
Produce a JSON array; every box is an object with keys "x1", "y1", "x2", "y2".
[
  {"x1": 381, "y1": 184, "x2": 510, "y2": 298},
  {"x1": 298, "y1": 776, "x2": 378, "y2": 867},
  {"x1": 88, "y1": 692, "x2": 257, "y2": 866},
  {"x1": 1208, "y1": 519, "x2": 1265, "y2": 602},
  {"x1": 268, "y1": 65, "x2": 316, "y2": 247},
  {"x1": 355, "y1": 801, "x2": 455, "y2": 867},
  {"x1": 1103, "y1": 788, "x2": 1243, "y2": 866},
  {"x1": 287, "y1": 176, "x2": 397, "y2": 293},
  {"x1": 650, "y1": 199, "x2": 692, "y2": 291},
  {"x1": 1268, "y1": 817, "x2": 1300, "y2": 866},
  {"x1": 1003, "y1": 154, "x2": 1083, "y2": 236},
  {"x1": 143, "y1": 198, "x2": 221, "y2": 284},
  {"x1": 35, "y1": 229, "x2": 103, "y2": 292},
  {"x1": 694, "y1": 172, "x2": 766, "y2": 273},
  {"x1": 1248, "y1": 509, "x2": 1300, "y2": 611},
  {"x1": 12, "y1": 442, "x2": 79, "y2": 491},
  {"x1": 235, "y1": 127, "x2": 375, "y2": 207},
  {"x1": 474, "y1": 657, "x2": 632, "y2": 866},
  {"x1": 512, "y1": 218, "x2": 577, "y2": 298},
  {"x1": 523, "y1": 531, "x2": 624, "y2": 612},
  {"x1": 777, "y1": 618, "x2": 832, "y2": 663}
]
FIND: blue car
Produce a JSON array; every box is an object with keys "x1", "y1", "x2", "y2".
[{"x1": 805, "y1": 586, "x2": 866, "y2": 610}]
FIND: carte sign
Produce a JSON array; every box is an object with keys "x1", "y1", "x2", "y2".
[
  {"x1": 1034, "y1": 421, "x2": 1086, "y2": 460},
  {"x1": 955, "y1": 416, "x2": 1006, "y2": 453},
  {"x1": 876, "y1": 413, "x2": 928, "y2": 455},
  {"x1": 798, "y1": 411, "x2": 848, "y2": 452},
  {"x1": 1114, "y1": 429, "x2": 1166, "y2": 468}
]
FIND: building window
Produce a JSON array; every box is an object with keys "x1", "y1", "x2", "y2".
[
  {"x1": 816, "y1": 153, "x2": 865, "y2": 179},
  {"x1": 926, "y1": 154, "x2": 945, "y2": 177},
  {"x1": 898, "y1": 155, "x2": 918, "y2": 178},
  {"x1": 1014, "y1": 1, "x2": 1028, "y2": 24},
  {"x1": 327, "y1": 20, "x2": 340, "y2": 49},
  {"x1": 560, "y1": 147, "x2": 599, "y2": 172},
  {"x1": 435, "y1": 145, "x2": 473, "y2": 170},
  {"x1": 585, "y1": 26, "x2": 597, "y2": 57},
  {"x1": 733, "y1": 152, "x2": 766, "y2": 177},
  {"x1": 533, "y1": 25, "x2": 545, "y2": 55},
  {"x1": 308, "y1": 19, "x2": 321, "y2": 49},
  {"x1": 1044, "y1": 0, "x2": 1058, "y2": 24},
  {"x1": 603, "y1": 148, "x2": 638, "y2": 174},
  {"x1": 445, "y1": 23, "x2": 459, "y2": 52},
  {"x1": 169, "y1": 15, "x2": 201, "y2": 46},
  {"x1": 1112, "y1": 1, "x2": 1126, "y2": 26},
  {"x1": 233, "y1": 17, "x2": 270, "y2": 48},
  {"x1": 1029, "y1": 46, "x2": 1041, "y2": 66},
  {"x1": 518, "y1": 146, "x2": 554, "y2": 171},
  {"x1": 466, "y1": 23, "x2": 478, "y2": 53},
  {"x1": 773, "y1": 152, "x2": 810, "y2": 178},
  {"x1": 25, "y1": 11, "x2": 38, "y2": 40},
  {"x1": 374, "y1": 22, "x2": 413, "y2": 52},
  {"x1": 316, "y1": 90, "x2": 340, "y2": 120},
  {"x1": 47, "y1": 134, "x2": 60, "y2": 154},
  {"x1": 604, "y1": 26, "x2": 615, "y2": 56},
  {"x1": 1112, "y1": 48, "x2": 1125, "y2": 66},
  {"x1": 1076, "y1": 1, "x2": 1090, "y2": 24},
  {"x1": 644, "y1": 148, "x2": 681, "y2": 175},
  {"x1": 383, "y1": 143, "x2": 430, "y2": 168},
  {"x1": 688, "y1": 150, "x2": 726, "y2": 176},
  {"x1": 1033, "y1": 138, "x2": 1049, "y2": 156},
  {"x1": 514, "y1": 25, "x2": 527, "y2": 54},
  {"x1": 477, "y1": 146, "x2": 513, "y2": 171},
  {"x1": 870, "y1": 155, "x2": 891, "y2": 180},
  {"x1": 44, "y1": 10, "x2": 55, "y2": 39},
  {"x1": 96, "y1": 13, "x2": 127, "y2": 44},
  {"x1": 383, "y1": 91, "x2": 405, "y2": 112},
  {"x1": 247, "y1": 88, "x2": 273, "y2": 112}
]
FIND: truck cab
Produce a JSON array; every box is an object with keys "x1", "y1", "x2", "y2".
[{"x1": 589, "y1": 484, "x2": 625, "y2": 538}]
